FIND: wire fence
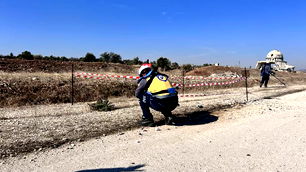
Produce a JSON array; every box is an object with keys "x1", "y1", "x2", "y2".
[{"x1": 73, "y1": 68, "x2": 248, "y2": 101}]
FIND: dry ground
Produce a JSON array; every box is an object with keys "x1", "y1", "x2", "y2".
[
  {"x1": 1, "y1": 84, "x2": 306, "y2": 159},
  {"x1": 1, "y1": 86, "x2": 306, "y2": 171},
  {"x1": 1, "y1": 59, "x2": 306, "y2": 160}
]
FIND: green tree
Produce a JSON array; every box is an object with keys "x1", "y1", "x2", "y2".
[
  {"x1": 18, "y1": 51, "x2": 34, "y2": 60},
  {"x1": 122, "y1": 59, "x2": 133, "y2": 65},
  {"x1": 109, "y1": 52, "x2": 122, "y2": 63},
  {"x1": 131, "y1": 57, "x2": 142, "y2": 65},
  {"x1": 203, "y1": 63, "x2": 212, "y2": 66},
  {"x1": 60, "y1": 56, "x2": 68, "y2": 61},
  {"x1": 34, "y1": 55, "x2": 43, "y2": 60},
  {"x1": 83, "y1": 53, "x2": 96, "y2": 62},
  {"x1": 171, "y1": 62, "x2": 180, "y2": 70},
  {"x1": 123, "y1": 57, "x2": 143, "y2": 65},
  {"x1": 157, "y1": 57, "x2": 171, "y2": 71},
  {"x1": 182, "y1": 64, "x2": 194, "y2": 72},
  {"x1": 100, "y1": 52, "x2": 111, "y2": 62}
]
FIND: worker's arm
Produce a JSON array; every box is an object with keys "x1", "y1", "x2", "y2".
[{"x1": 135, "y1": 79, "x2": 147, "y2": 99}]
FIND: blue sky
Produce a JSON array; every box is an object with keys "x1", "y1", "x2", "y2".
[{"x1": 1, "y1": 0, "x2": 306, "y2": 69}]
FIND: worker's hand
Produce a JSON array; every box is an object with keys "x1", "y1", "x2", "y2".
[{"x1": 270, "y1": 71, "x2": 275, "y2": 75}]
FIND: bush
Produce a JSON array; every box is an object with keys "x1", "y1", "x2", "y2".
[
  {"x1": 89, "y1": 98, "x2": 115, "y2": 111},
  {"x1": 82, "y1": 53, "x2": 96, "y2": 62}
]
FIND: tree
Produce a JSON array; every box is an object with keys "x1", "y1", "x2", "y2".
[
  {"x1": 131, "y1": 57, "x2": 142, "y2": 65},
  {"x1": 83, "y1": 53, "x2": 96, "y2": 62},
  {"x1": 203, "y1": 63, "x2": 212, "y2": 66},
  {"x1": 123, "y1": 57, "x2": 143, "y2": 65},
  {"x1": 109, "y1": 52, "x2": 122, "y2": 63},
  {"x1": 157, "y1": 57, "x2": 171, "y2": 71},
  {"x1": 34, "y1": 55, "x2": 43, "y2": 60},
  {"x1": 182, "y1": 64, "x2": 194, "y2": 72},
  {"x1": 100, "y1": 52, "x2": 122, "y2": 63},
  {"x1": 171, "y1": 62, "x2": 180, "y2": 70},
  {"x1": 60, "y1": 56, "x2": 68, "y2": 61},
  {"x1": 100, "y1": 52, "x2": 111, "y2": 62},
  {"x1": 18, "y1": 51, "x2": 34, "y2": 60}
]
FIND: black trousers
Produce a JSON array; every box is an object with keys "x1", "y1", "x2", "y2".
[
  {"x1": 260, "y1": 75, "x2": 270, "y2": 87},
  {"x1": 139, "y1": 94, "x2": 178, "y2": 120}
]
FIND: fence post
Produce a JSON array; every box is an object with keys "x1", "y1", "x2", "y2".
[
  {"x1": 244, "y1": 67, "x2": 248, "y2": 102},
  {"x1": 182, "y1": 69, "x2": 185, "y2": 97},
  {"x1": 71, "y1": 63, "x2": 74, "y2": 105}
]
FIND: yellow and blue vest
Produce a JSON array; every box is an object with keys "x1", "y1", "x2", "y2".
[{"x1": 146, "y1": 74, "x2": 176, "y2": 98}]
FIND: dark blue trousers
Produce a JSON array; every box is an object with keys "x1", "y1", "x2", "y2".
[
  {"x1": 260, "y1": 75, "x2": 270, "y2": 87},
  {"x1": 139, "y1": 94, "x2": 178, "y2": 120}
]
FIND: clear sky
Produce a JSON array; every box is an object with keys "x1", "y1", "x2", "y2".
[{"x1": 1, "y1": 0, "x2": 306, "y2": 69}]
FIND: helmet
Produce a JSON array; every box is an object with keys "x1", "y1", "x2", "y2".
[{"x1": 138, "y1": 63, "x2": 152, "y2": 76}]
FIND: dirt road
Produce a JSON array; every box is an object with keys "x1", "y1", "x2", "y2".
[{"x1": 1, "y1": 89, "x2": 306, "y2": 171}]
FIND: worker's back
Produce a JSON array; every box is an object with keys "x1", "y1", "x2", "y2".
[{"x1": 261, "y1": 64, "x2": 271, "y2": 76}]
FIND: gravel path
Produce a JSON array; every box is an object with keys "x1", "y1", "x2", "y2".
[{"x1": 1, "y1": 87, "x2": 306, "y2": 171}]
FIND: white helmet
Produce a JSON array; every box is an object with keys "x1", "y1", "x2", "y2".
[{"x1": 138, "y1": 63, "x2": 152, "y2": 76}]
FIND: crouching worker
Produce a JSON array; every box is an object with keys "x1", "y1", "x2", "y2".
[{"x1": 135, "y1": 63, "x2": 179, "y2": 127}]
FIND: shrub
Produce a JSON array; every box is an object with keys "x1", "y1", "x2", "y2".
[{"x1": 89, "y1": 98, "x2": 115, "y2": 111}]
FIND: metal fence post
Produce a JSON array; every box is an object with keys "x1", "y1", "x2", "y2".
[
  {"x1": 182, "y1": 69, "x2": 185, "y2": 97},
  {"x1": 71, "y1": 63, "x2": 74, "y2": 105},
  {"x1": 244, "y1": 67, "x2": 248, "y2": 102}
]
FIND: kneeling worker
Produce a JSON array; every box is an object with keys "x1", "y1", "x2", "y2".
[{"x1": 135, "y1": 63, "x2": 179, "y2": 127}]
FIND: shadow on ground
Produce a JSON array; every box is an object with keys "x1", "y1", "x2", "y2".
[
  {"x1": 155, "y1": 110, "x2": 218, "y2": 126},
  {"x1": 75, "y1": 164, "x2": 145, "y2": 172}
]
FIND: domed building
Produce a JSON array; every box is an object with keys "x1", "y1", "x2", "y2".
[
  {"x1": 266, "y1": 50, "x2": 284, "y2": 62},
  {"x1": 256, "y1": 50, "x2": 295, "y2": 72}
]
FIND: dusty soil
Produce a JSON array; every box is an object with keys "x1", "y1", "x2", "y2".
[
  {"x1": 1, "y1": 84, "x2": 306, "y2": 160},
  {"x1": 1, "y1": 59, "x2": 306, "y2": 169},
  {"x1": 1, "y1": 86, "x2": 306, "y2": 171}
]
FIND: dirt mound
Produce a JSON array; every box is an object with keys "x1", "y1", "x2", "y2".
[
  {"x1": 186, "y1": 66, "x2": 243, "y2": 76},
  {"x1": 0, "y1": 59, "x2": 137, "y2": 73}
]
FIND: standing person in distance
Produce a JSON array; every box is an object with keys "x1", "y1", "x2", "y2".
[{"x1": 260, "y1": 62, "x2": 274, "y2": 88}]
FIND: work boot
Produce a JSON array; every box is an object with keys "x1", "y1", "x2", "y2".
[
  {"x1": 140, "y1": 118, "x2": 155, "y2": 127},
  {"x1": 165, "y1": 116, "x2": 176, "y2": 125}
]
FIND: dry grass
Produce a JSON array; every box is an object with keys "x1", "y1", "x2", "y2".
[
  {"x1": 1, "y1": 59, "x2": 306, "y2": 159},
  {"x1": 0, "y1": 72, "x2": 137, "y2": 107},
  {"x1": 1, "y1": 68, "x2": 306, "y2": 107}
]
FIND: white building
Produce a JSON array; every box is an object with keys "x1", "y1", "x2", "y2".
[{"x1": 256, "y1": 50, "x2": 295, "y2": 72}]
